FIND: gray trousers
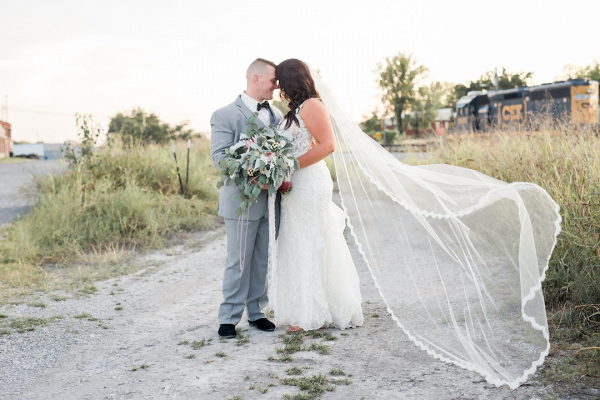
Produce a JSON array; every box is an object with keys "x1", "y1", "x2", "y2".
[{"x1": 218, "y1": 210, "x2": 269, "y2": 325}]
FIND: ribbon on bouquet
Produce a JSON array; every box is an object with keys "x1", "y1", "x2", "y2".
[{"x1": 266, "y1": 193, "x2": 278, "y2": 318}]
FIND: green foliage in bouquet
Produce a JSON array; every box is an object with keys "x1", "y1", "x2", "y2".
[{"x1": 217, "y1": 114, "x2": 299, "y2": 216}]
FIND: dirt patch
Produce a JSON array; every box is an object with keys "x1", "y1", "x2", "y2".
[{"x1": 0, "y1": 227, "x2": 557, "y2": 399}]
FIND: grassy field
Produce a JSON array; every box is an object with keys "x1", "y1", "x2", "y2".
[
  {"x1": 429, "y1": 124, "x2": 600, "y2": 384},
  {"x1": 0, "y1": 137, "x2": 219, "y2": 299},
  {"x1": 1, "y1": 117, "x2": 598, "y2": 387}
]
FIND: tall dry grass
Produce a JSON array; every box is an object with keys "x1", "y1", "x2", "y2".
[
  {"x1": 0, "y1": 138, "x2": 219, "y2": 291},
  {"x1": 433, "y1": 122, "x2": 600, "y2": 379}
]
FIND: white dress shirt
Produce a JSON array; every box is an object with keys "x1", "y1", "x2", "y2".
[{"x1": 241, "y1": 92, "x2": 271, "y2": 126}]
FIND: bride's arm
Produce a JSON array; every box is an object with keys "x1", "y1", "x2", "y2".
[{"x1": 296, "y1": 99, "x2": 335, "y2": 169}]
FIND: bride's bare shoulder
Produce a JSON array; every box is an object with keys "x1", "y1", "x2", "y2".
[{"x1": 299, "y1": 98, "x2": 327, "y2": 119}]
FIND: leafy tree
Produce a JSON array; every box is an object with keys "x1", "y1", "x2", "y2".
[
  {"x1": 376, "y1": 53, "x2": 428, "y2": 134},
  {"x1": 452, "y1": 68, "x2": 534, "y2": 103},
  {"x1": 563, "y1": 60, "x2": 600, "y2": 82},
  {"x1": 360, "y1": 110, "x2": 383, "y2": 133},
  {"x1": 430, "y1": 81, "x2": 456, "y2": 109},
  {"x1": 108, "y1": 108, "x2": 199, "y2": 145},
  {"x1": 408, "y1": 83, "x2": 444, "y2": 136}
]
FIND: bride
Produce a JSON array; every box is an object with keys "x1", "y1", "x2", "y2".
[
  {"x1": 272, "y1": 59, "x2": 364, "y2": 332},
  {"x1": 268, "y1": 58, "x2": 560, "y2": 389}
]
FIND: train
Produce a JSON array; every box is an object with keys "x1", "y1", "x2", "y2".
[{"x1": 454, "y1": 79, "x2": 599, "y2": 131}]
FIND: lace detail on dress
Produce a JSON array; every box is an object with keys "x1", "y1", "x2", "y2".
[{"x1": 278, "y1": 100, "x2": 317, "y2": 158}]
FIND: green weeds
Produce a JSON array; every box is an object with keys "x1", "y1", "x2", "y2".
[
  {"x1": 130, "y1": 364, "x2": 149, "y2": 371},
  {"x1": 274, "y1": 330, "x2": 336, "y2": 358},
  {"x1": 0, "y1": 116, "x2": 219, "y2": 295},
  {"x1": 8, "y1": 317, "x2": 47, "y2": 333},
  {"x1": 191, "y1": 339, "x2": 208, "y2": 350},
  {"x1": 280, "y1": 374, "x2": 336, "y2": 397}
]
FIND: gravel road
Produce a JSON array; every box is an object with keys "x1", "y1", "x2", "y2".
[
  {"x1": 0, "y1": 160, "x2": 63, "y2": 225},
  {"x1": 0, "y1": 223, "x2": 559, "y2": 400}
]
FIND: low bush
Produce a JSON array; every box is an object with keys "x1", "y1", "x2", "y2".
[{"x1": 0, "y1": 115, "x2": 219, "y2": 290}]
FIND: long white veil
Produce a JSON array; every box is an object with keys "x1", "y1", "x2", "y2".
[{"x1": 311, "y1": 66, "x2": 561, "y2": 389}]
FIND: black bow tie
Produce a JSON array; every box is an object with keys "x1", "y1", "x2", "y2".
[{"x1": 257, "y1": 101, "x2": 271, "y2": 111}]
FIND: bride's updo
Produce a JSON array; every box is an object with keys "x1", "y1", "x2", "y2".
[{"x1": 276, "y1": 59, "x2": 320, "y2": 130}]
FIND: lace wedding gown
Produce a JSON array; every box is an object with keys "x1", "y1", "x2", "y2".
[{"x1": 273, "y1": 100, "x2": 364, "y2": 330}]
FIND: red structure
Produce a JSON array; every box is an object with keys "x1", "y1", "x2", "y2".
[{"x1": 0, "y1": 121, "x2": 12, "y2": 158}]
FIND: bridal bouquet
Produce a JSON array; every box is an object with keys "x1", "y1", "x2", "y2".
[{"x1": 217, "y1": 114, "x2": 299, "y2": 216}]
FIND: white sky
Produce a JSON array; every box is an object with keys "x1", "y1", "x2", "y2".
[{"x1": 1, "y1": 0, "x2": 599, "y2": 143}]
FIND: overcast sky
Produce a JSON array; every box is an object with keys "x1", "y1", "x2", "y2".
[{"x1": 1, "y1": 0, "x2": 599, "y2": 143}]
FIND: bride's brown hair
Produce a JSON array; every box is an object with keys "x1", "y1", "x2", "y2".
[{"x1": 276, "y1": 59, "x2": 320, "y2": 130}]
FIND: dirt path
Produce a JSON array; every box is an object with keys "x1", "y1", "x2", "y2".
[{"x1": 0, "y1": 226, "x2": 556, "y2": 400}]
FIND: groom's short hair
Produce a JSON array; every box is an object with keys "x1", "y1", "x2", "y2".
[{"x1": 246, "y1": 58, "x2": 277, "y2": 79}]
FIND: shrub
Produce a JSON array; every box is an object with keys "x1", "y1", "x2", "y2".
[{"x1": 0, "y1": 116, "x2": 219, "y2": 288}]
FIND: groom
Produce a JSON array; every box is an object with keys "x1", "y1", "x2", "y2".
[{"x1": 210, "y1": 58, "x2": 283, "y2": 339}]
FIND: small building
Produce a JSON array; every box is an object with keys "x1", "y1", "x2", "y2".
[
  {"x1": 403, "y1": 108, "x2": 454, "y2": 136},
  {"x1": 12, "y1": 143, "x2": 45, "y2": 158},
  {"x1": 432, "y1": 108, "x2": 453, "y2": 135},
  {"x1": 11, "y1": 142, "x2": 75, "y2": 160},
  {"x1": 43, "y1": 143, "x2": 65, "y2": 160},
  {"x1": 0, "y1": 121, "x2": 11, "y2": 158}
]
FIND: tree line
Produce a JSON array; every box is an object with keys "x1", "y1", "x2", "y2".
[
  {"x1": 366, "y1": 53, "x2": 600, "y2": 137},
  {"x1": 104, "y1": 56, "x2": 599, "y2": 146}
]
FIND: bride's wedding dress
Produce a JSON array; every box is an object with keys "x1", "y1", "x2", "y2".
[
  {"x1": 265, "y1": 66, "x2": 559, "y2": 388},
  {"x1": 273, "y1": 100, "x2": 364, "y2": 331}
]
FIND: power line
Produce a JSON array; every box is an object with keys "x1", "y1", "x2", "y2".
[
  {"x1": 9, "y1": 108, "x2": 112, "y2": 118},
  {"x1": 9, "y1": 109, "x2": 201, "y2": 120}
]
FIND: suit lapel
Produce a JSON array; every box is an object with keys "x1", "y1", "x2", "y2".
[
  {"x1": 235, "y1": 95, "x2": 266, "y2": 128},
  {"x1": 268, "y1": 107, "x2": 276, "y2": 125}
]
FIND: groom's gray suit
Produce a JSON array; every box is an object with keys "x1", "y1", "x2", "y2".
[{"x1": 210, "y1": 95, "x2": 283, "y2": 325}]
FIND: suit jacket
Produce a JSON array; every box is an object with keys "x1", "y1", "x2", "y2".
[{"x1": 210, "y1": 95, "x2": 284, "y2": 221}]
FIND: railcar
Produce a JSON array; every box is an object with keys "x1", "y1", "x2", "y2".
[{"x1": 455, "y1": 79, "x2": 599, "y2": 131}]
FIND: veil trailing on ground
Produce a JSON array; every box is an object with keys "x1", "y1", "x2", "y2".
[{"x1": 310, "y1": 66, "x2": 561, "y2": 389}]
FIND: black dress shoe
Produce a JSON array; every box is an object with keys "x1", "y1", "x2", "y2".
[
  {"x1": 248, "y1": 318, "x2": 276, "y2": 332},
  {"x1": 218, "y1": 324, "x2": 236, "y2": 339}
]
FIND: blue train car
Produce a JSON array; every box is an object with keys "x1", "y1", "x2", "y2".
[{"x1": 455, "y1": 79, "x2": 599, "y2": 131}]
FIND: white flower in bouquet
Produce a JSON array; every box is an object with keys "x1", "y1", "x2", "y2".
[{"x1": 217, "y1": 114, "x2": 299, "y2": 216}]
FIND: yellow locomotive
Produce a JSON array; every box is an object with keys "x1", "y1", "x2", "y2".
[{"x1": 455, "y1": 79, "x2": 599, "y2": 131}]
